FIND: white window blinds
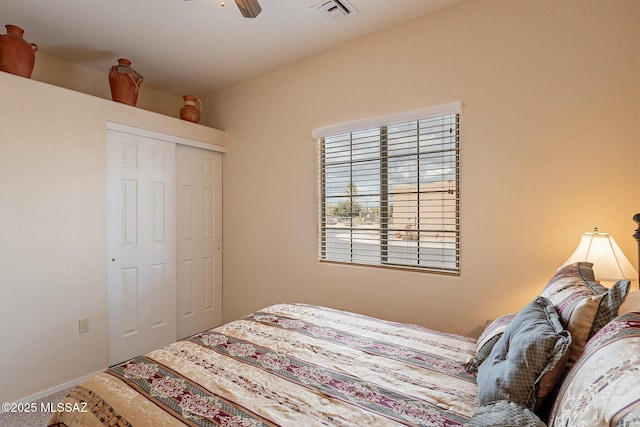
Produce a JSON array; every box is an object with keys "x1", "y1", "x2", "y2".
[{"x1": 315, "y1": 102, "x2": 461, "y2": 273}]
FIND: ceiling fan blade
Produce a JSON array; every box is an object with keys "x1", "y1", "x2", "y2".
[{"x1": 235, "y1": 0, "x2": 262, "y2": 18}]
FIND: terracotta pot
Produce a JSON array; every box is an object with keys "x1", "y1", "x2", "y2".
[
  {"x1": 109, "y1": 58, "x2": 143, "y2": 106},
  {"x1": 0, "y1": 24, "x2": 38, "y2": 78},
  {"x1": 179, "y1": 95, "x2": 203, "y2": 123}
]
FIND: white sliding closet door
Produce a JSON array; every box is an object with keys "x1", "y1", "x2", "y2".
[
  {"x1": 176, "y1": 145, "x2": 223, "y2": 339},
  {"x1": 107, "y1": 129, "x2": 177, "y2": 366}
]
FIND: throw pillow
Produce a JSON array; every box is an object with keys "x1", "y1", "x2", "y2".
[
  {"x1": 619, "y1": 290, "x2": 640, "y2": 314},
  {"x1": 477, "y1": 296, "x2": 571, "y2": 412},
  {"x1": 466, "y1": 400, "x2": 546, "y2": 427},
  {"x1": 466, "y1": 313, "x2": 514, "y2": 373},
  {"x1": 540, "y1": 262, "x2": 630, "y2": 367}
]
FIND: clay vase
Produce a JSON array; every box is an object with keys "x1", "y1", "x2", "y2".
[
  {"x1": 108, "y1": 58, "x2": 143, "y2": 106},
  {"x1": 179, "y1": 95, "x2": 203, "y2": 123},
  {"x1": 0, "y1": 24, "x2": 38, "y2": 78}
]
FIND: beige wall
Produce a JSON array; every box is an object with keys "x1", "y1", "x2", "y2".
[
  {"x1": 209, "y1": 0, "x2": 640, "y2": 336},
  {"x1": 31, "y1": 51, "x2": 184, "y2": 118},
  {"x1": 0, "y1": 72, "x2": 224, "y2": 402}
]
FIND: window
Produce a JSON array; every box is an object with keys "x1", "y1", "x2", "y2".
[{"x1": 314, "y1": 102, "x2": 460, "y2": 274}]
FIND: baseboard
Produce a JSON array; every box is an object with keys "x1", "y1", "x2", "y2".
[{"x1": 13, "y1": 370, "x2": 105, "y2": 404}]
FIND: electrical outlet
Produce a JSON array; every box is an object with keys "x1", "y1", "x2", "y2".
[{"x1": 78, "y1": 318, "x2": 90, "y2": 334}]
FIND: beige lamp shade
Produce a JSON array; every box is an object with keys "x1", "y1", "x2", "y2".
[{"x1": 560, "y1": 228, "x2": 637, "y2": 282}]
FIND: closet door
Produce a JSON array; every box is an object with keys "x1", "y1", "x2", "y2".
[
  {"x1": 107, "y1": 129, "x2": 177, "y2": 366},
  {"x1": 176, "y1": 145, "x2": 223, "y2": 339}
]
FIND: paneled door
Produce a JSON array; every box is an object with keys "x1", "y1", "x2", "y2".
[
  {"x1": 107, "y1": 129, "x2": 177, "y2": 366},
  {"x1": 176, "y1": 145, "x2": 223, "y2": 339}
]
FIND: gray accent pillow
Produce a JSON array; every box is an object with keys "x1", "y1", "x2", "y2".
[
  {"x1": 477, "y1": 296, "x2": 571, "y2": 411},
  {"x1": 465, "y1": 400, "x2": 546, "y2": 427}
]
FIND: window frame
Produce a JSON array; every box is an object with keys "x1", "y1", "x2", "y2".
[{"x1": 314, "y1": 102, "x2": 461, "y2": 274}]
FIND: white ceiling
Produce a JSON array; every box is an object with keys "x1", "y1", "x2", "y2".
[{"x1": 2, "y1": 0, "x2": 460, "y2": 96}]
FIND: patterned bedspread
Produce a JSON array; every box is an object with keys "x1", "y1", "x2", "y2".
[{"x1": 48, "y1": 304, "x2": 478, "y2": 426}]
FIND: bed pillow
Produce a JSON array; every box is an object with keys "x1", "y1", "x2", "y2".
[
  {"x1": 477, "y1": 296, "x2": 571, "y2": 412},
  {"x1": 540, "y1": 262, "x2": 630, "y2": 366},
  {"x1": 619, "y1": 290, "x2": 640, "y2": 314},
  {"x1": 466, "y1": 313, "x2": 514, "y2": 373},
  {"x1": 548, "y1": 311, "x2": 640, "y2": 427},
  {"x1": 466, "y1": 400, "x2": 546, "y2": 427}
]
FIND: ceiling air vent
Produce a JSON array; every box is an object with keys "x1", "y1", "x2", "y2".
[{"x1": 314, "y1": 0, "x2": 357, "y2": 22}]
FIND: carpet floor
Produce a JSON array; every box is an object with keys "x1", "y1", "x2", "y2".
[{"x1": 0, "y1": 388, "x2": 71, "y2": 427}]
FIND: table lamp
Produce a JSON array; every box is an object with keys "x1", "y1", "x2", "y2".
[{"x1": 559, "y1": 227, "x2": 637, "y2": 284}]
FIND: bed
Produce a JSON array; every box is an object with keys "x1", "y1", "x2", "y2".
[
  {"x1": 48, "y1": 303, "x2": 479, "y2": 426},
  {"x1": 49, "y1": 234, "x2": 640, "y2": 426}
]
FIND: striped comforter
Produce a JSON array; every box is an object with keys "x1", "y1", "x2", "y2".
[{"x1": 48, "y1": 304, "x2": 478, "y2": 426}]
